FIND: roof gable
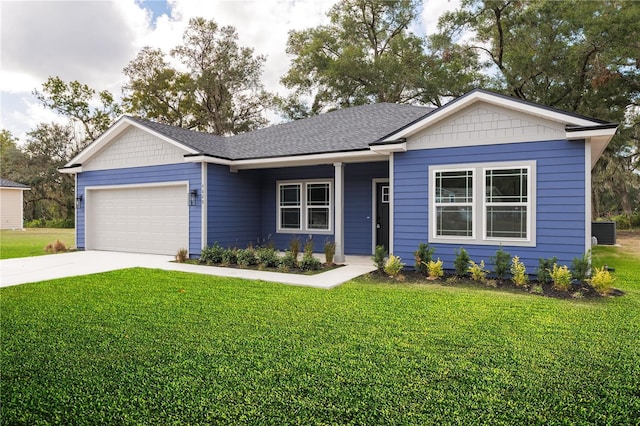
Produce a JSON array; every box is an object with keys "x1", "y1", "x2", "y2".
[
  {"x1": 82, "y1": 126, "x2": 195, "y2": 172},
  {"x1": 380, "y1": 89, "x2": 613, "y2": 142},
  {"x1": 0, "y1": 178, "x2": 30, "y2": 189}
]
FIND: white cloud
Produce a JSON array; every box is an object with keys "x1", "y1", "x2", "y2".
[{"x1": 0, "y1": 0, "x2": 461, "y2": 141}]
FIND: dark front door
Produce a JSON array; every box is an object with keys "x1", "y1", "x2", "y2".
[{"x1": 376, "y1": 182, "x2": 390, "y2": 252}]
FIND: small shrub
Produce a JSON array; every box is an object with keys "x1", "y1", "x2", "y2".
[
  {"x1": 536, "y1": 257, "x2": 557, "y2": 285},
  {"x1": 571, "y1": 251, "x2": 590, "y2": 282},
  {"x1": 414, "y1": 243, "x2": 435, "y2": 276},
  {"x1": 324, "y1": 239, "x2": 336, "y2": 265},
  {"x1": 510, "y1": 256, "x2": 528, "y2": 287},
  {"x1": 256, "y1": 247, "x2": 279, "y2": 268},
  {"x1": 454, "y1": 248, "x2": 470, "y2": 277},
  {"x1": 530, "y1": 284, "x2": 543, "y2": 295},
  {"x1": 45, "y1": 240, "x2": 68, "y2": 253},
  {"x1": 550, "y1": 264, "x2": 572, "y2": 292},
  {"x1": 200, "y1": 242, "x2": 225, "y2": 264},
  {"x1": 589, "y1": 266, "x2": 615, "y2": 295},
  {"x1": 236, "y1": 248, "x2": 257, "y2": 266},
  {"x1": 485, "y1": 279, "x2": 498, "y2": 288},
  {"x1": 299, "y1": 253, "x2": 321, "y2": 272},
  {"x1": 384, "y1": 254, "x2": 405, "y2": 279},
  {"x1": 279, "y1": 250, "x2": 298, "y2": 271},
  {"x1": 491, "y1": 246, "x2": 511, "y2": 280},
  {"x1": 304, "y1": 237, "x2": 314, "y2": 256},
  {"x1": 426, "y1": 258, "x2": 444, "y2": 280},
  {"x1": 468, "y1": 260, "x2": 488, "y2": 283},
  {"x1": 221, "y1": 248, "x2": 238, "y2": 266},
  {"x1": 372, "y1": 245, "x2": 387, "y2": 271},
  {"x1": 175, "y1": 248, "x2": 188, "y2": 263},
  {"x1": 289, "y1": 236, "x2": 301, "y2": 260}
]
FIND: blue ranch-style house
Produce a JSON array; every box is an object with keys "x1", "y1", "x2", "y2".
[{"x1": 61, "y1": 89, "x2": 617, "y2": 271}]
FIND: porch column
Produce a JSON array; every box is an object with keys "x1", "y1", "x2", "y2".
[{"x1": 334, "y1": 162, "x2": 345, "y2": 263}]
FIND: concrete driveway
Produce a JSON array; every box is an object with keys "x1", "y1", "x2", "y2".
[{"x1": 0, "y1": 251, "x2": 376, "y2": 289}]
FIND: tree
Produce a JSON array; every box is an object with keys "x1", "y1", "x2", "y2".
[
  {"x1": 123, "y1": 18, "x2": 273, "y2": 135},
  {"x1": 283, "y1": 0, "x2": 422, "y2": 109},
  {"x1": 437, "y1": 0, "x2": 640, "y2": 216},
  {"x1": 281, "y1": 0, "x2": 484, "y2": 115},
  {"x1": 123, "y1": 47, "x2": 198, "y2": 128},
  {"x1": 34, "y1": 76, "x2": 122, "y2": 142}
]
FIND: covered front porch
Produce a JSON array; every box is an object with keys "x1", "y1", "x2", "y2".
[{"x1": 205, "y1": 158, "x2": 393, "y2": 262}]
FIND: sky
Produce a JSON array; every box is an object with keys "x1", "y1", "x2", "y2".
[{"x1": 0, "y1": 0, "x2": 461, "y2": 143}]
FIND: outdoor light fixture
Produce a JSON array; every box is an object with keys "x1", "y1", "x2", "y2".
[
  {"x1": 189, "y1": 189, "x2": 198, "y2": 206},
  {"x1": 75, "y1": 194, "x2": 83, "y2": 208}
]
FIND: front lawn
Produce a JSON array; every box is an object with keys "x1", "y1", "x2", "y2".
[
  {"x1": 1, "y1": 246, "x2": 638, "y2": 424},
  {"x1": 0, "y1": 228, "x2": 75, "y2": 259}
]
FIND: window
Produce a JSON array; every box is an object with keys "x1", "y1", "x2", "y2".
[
  {"x1": 485, "y1": 168, "x2": 528, "y2": 239},
  {"x1": 430, "y1": 161, "x2": 535, "y2": 246},
  {"x1": 434, "y1": 170, "x2": 474, "y2": 237},
  {"x1": 381, "y1": 185, "x2": 390, "y2": 203},
  {"x1": 307, "y1": 183, "x2": 330, "y2": 230},
  {"x1": 279, "y1": 183, "x2": 301, "y2": 229},
  {"x1": 277, "y1": 180, "x2": 332, "y2": 233}
]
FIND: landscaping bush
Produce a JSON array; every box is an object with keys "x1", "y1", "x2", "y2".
[
  {"x1": 200, "y1": 242, "x2": 225, "y2": 264},
  {"x1": 372, "y1": 245, "x2": 386, "y2": 271},
  {"x1": 454, "y1": 248, "x2": 470, "y2": 277},
  {"x1": 221, "y1": 248, "x2": 238, "y2": 266},
  {"x1": 175, "y1": 248, "x2": 188, "y2": 263},
  {"x1": 278, "y1": 250, "x2": 298, "y2": 271},
  {"x1": 590, "y1": 266, "x2": 615, "y2": 295},
  {"x1": 510, "y1": 256, "x2": 528, "y2": 287},
  {"x1": 468, "y1": 260, "x2": 488, "y2": 283},
  {"x1": 256, "y1": 247, "x2": 279, "y2": 268},
  {"x1": 426, "y1": 258, "x2": 444, "y2": 279},
  {"x1": 571, "y1": 251, "x2": 590, "y2": 282},
  {"x1": 537, "y1": 257, "x2": 557, "y2": 284},
  {"x1": 299, "y1": 253, "x2": 321, "y2": 272},
  {"x1": 491, "y1": 246, "x2": 511, "y2": 280},
  {"x1": 550, "y1": 264, "x2": 572, "y2": 292},
  {"x1": 44, "y1": 240, "x2": 68, "y2": 253},
  {"x1": 413, "y1": 243, "x2": 435, "y2": 276},
  {"x1": 324, "y1": 239, "x2": 336, "y2": 265},
  {"x1": 384, "y1": 254, "x2": 405, "y2": 280},
  {"x1": 236, "y1": 248, "x2": 257, "y2": 267},
  {"x1": 289, "y1": 236, "x2": 301, "y2": 260}
]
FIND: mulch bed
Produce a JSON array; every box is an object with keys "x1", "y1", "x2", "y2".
[{"x1": 365, "y1": 270, "x2": 624, "y2": 299}]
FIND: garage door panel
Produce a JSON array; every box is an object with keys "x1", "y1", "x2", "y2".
[{"x1": 87, "y1": 185, "x2": 189, "y2": 255}]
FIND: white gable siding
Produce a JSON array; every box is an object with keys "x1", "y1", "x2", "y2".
[
  {"x1": 0, "y1": 188, "x2": 24, "y2": 229},
  {"x1": 408, "y1": 103, "x2": 566, "y2": 150},
  {"x1": 83, "y1": 127, "x2": 190, "y2": 171}
]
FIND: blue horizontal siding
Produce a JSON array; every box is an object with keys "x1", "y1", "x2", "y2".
[
  {"x1": 393, "y1": 140, "x2": 587, "y2": 272},
  {"x1": 76, "y1": 163, "x2": 202, "y2": 256},
  {"x1": 207, "y1": 165, "x2": 261, "y2": 249}
]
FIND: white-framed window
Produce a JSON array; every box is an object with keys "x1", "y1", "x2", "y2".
[
  {"x1": 434, "y1": 169, "x2": 474, "y2": 238},
  {"x1": 484, "y1": 167, "x2": 529, "y2": 240},
  {"x1": 429, "y1": 161, "x2": 536, "y2": 247},
  {"x1": 277, "y1": 180, "x2": 333, "y2": 233},
  {"x1": 381, "y1": 185, "x2": 390, "y2": 203}
]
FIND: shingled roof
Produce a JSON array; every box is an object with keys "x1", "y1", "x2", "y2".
[
  {"x1": 0, "y1": 178, "x2": 30, "y2": 189},
  {"x1": 128, "y1": 102, "x2": 433, "y2": 160}
]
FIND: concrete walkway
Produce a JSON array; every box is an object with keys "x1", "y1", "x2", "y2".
[{"x1": 0, "y1": 251, "x2": 376, "y2": 289}]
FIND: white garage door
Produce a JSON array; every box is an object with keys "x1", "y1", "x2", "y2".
[{"x1": 87, "y1": 184, "x2": 189, "y2": 255}]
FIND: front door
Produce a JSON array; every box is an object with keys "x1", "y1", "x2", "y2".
[{"x1": 375, "y1": 182, "x2": 390, "y2": 252}]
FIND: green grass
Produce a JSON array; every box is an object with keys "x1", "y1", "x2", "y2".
[
  {"x1": 1, "y1": 247, "x2": 639, "y2": 424},
  {"x1": 0, "y1": 228, "x2": 75, "y2": 259}
]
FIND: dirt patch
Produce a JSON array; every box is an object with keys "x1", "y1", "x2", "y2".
[{"x1": 614, "y1": 230, "x2": 640, "y2": 257}]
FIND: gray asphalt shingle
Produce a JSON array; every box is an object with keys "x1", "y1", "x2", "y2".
[
  {"x1": 0, "y1": 178, "x2": 30, "y2": 189},
  {"x1": 127, "y1": 102, "x2": 432, "y2": 160}
]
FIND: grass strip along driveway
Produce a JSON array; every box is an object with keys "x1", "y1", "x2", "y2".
[
  {"x1": 0, "y1": 228, "x2": 75, "y2": 259},
  {"x1": 1, "y1": 247, "x2": 639, "y2": 425}
]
